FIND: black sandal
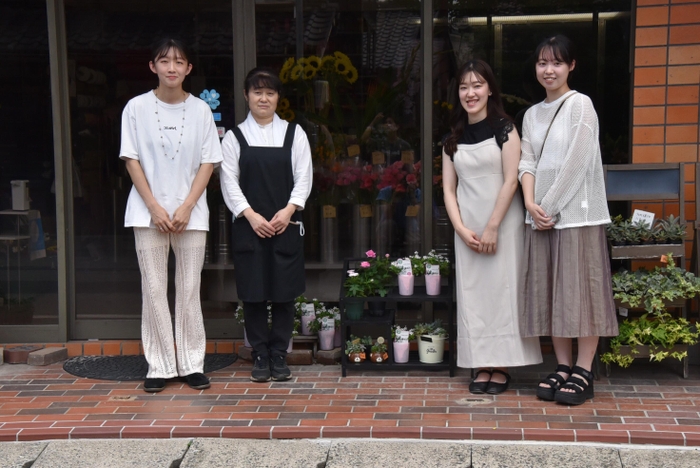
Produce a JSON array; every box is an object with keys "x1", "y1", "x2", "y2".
[
  {"x1": 536, "y1": 364, "x2": 571, "y2": 401},
  {"x1": 486, "y1": 369, "x2": 511, "y2": 395},
  {"x1": 469, "y1": 369, "x2": 492, "y2": 394},
  {"x1": 554, "y1": 365, "x2": 594, "y2": 406}
]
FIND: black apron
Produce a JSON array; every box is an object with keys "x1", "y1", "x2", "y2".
[{"x1": 231, "y1": 123, "x2": 305, "y2": 302}]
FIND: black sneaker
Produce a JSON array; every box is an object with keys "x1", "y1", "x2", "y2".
[
  {"x1": 185, "y1": 372, "x2": 210, "y2": 390},
  {"x1": 250, "y1": 355, "x2": 271, "y2": 382},
  {"x1": 270, "y1": 355, "x2": 292, "y2": 381},
  {"x1": 143, "y1": 378, "x2": 166, "y2": 393}
]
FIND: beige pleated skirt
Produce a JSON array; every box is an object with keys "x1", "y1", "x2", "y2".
[{"x1": 519, "y1": 224, "x2": 618, "y2": 338}]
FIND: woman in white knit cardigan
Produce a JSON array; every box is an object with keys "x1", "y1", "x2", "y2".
[{"x1": 518, "y1": 35, "x2": 618, "y2": 406}]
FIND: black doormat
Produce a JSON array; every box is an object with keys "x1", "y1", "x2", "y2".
[{"x1": 62, "y1": 354, "x2": 238, "y2": 381}]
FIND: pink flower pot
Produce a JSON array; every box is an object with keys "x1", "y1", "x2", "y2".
[
  {"x1": 243, "y1": 329, "x2": 251, "y2": 348},
  {"x1": 393, "y1": 341, "x2": 410, "y2": 363},
  {"x1": 287, "y1": 337, "x2": 293, "y2": 353},
  {"x1": 319, "y1": 329, "x2": 335, "y2": 351},
  {"x1": 425, "y1": 274, "x2": 441, "y2": 296},
  {"x1": 334, "y1": 328, "x2": 342, "y2": 348},
  {"x1": 301, "y1": 314, "x2": 315, "y2": 336},
  {"x1": 398, "y1": 274, "x2": 414, "y2": 296}
]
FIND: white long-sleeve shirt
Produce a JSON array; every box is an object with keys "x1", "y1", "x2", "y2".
[
  {"x1": 518, "y1": 90, "x2": 610, "y2": 229},
  {"x1": 220, "y1": 112, "x2": 313, "y2": 218}
]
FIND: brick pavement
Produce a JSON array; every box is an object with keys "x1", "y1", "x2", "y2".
[{"x1": 1, "y1": 357, "x2": 699, "y2": 446}]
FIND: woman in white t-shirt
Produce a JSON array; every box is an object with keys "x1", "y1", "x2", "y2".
[
  {"x1": 518, "y1": 35, "x2": 618, "y2": 406},
  {"x1": 119, "y1": 38, "x2": 223, "y2": 393}
]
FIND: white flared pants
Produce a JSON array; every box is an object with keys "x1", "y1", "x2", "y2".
[{"x1": 134, "y1": 228, "x2": 207, "y2": 379}]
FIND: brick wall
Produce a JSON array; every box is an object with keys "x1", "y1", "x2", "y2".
[{"x1": 633, "y1": 0, "x2": 700, "y2": 261}]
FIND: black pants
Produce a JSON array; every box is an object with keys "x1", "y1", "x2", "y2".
[{"x1": 243, "y1": 301, "x2": 294, "y2": 360}]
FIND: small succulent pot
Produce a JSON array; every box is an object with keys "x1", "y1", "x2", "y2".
[{"x1": 370, "y1": 352, "x2": 388, "y2": 363}]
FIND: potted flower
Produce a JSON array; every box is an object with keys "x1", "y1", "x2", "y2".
[
  {"x1": 422, "y1": 250, "x2": 450, "y2": 295},
  {"x1": 295, "y1": 295, "x2": 323, "y2": 336},
  {"x1": 343, "y1": 250, "x2": 397, "y2": 317},
  {"x1": 414, "y1": 320, "x2": 448, "y2": 364},
  {"x1": 392, "y1": 325, "x2": 415, "y2": 363},
  {"x1": 345, "y1": 339, "x2": 366, "y2": 363},
  {"x1": 604, "y1": 254, "x2": 700, "y2": 373},
  {"x1": 392, "y1": 255, "x2": 419, "y2": 296},
  {"x1": 370, "y1": 336, "x2": 389, "y2": 363},
  {"x1": 310, "y1": 307, "x2": 337, "y2": 351}
]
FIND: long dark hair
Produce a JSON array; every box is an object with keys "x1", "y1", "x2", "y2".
[
  {"x1": 150, "y1": 38, "x2": 191, "y2": 64},
  {"x1": 444, "y1": 60, "x2": 511, "y2": 157},
  {"x1": 534, "y1": 35, "x2": 576, "y2": 82}
]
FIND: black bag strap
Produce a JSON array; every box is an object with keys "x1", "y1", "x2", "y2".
[{"x1": 538, "y1": 92, "x2": 576, "y2": 162}]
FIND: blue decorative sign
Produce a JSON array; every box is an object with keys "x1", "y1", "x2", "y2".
[
  {"x1": 199, "y1": 89, "x2": 221, "y2": 110},
  {"x1": 212, "y1": 113, "x2": 221, "y2": 121}
]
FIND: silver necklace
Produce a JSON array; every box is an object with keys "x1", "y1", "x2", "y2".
[{"x1": 154, "y1": 88, "x2": 186, "y2": 160}]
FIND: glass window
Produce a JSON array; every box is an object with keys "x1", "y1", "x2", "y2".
[
  {"x1": 0, "y1": 0, "x2": 58, "y2": 325},
  {"x1": 64, "y1": 0, "x2": 234, "y2": 323},
  {"x1": 256, "y1": 0, "x2": 423, "y2": 270},
  {"x1": 433, "y1": 0, "x2": 631, "y2": 257}
]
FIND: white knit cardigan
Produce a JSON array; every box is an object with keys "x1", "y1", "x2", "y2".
[{"x1": 518, "y1": 90, "x2": 611, "y2": 229}]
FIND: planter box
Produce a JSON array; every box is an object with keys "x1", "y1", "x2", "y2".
[
  {"x1": 605, "y1": 344, "x2": 689, "y2": 378},
  {"x1": 609, "y1": 243, "x2": 684, "y2": 260}
]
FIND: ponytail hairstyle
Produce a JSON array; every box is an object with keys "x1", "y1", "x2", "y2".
[{"x1": 444, "y1": 59, "x2": 511, "y2": 158}]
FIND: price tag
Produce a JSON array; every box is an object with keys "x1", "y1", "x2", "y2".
[
  {"x1": 322, "y1": 205, "x2": 337, "y2": 218},
  {"x1": 400, "y1": 258, "x2": 412, "y2": 275},
  {"x1": 372, "y1": 151, "x2": 385, "y2": 165},
  {"x1": 347, "y1": 144, "x2": 360, "y2": 157},
  {"x1": 401, "y1": 150, "x2": 415, "y2": 164},
  {"x1": 405, "y1": 205, "x2": 420, "y2": 217},
  {"x1": 618, "y1": 307, "x2": 628, "y2": 317},
  {"x1": 303, "y1": 303, "x2": 315, "y2": 316},
  {"x1": 631, "y1": 209, "x2": 655, "y2": 228},
  {"x1": 321, "y1": 317, "x2": 334, "y2": 331},
  {"x1": 360, "y1": 205, "x2": 373, "y2": 218}
]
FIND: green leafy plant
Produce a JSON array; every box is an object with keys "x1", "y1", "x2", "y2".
[
  {"x1": 413, "y1": 320, "x2": 447, "y2": 338},
  {"x1": 658, "y1": 214, "x2": 686, "y2": 244},
  {"x1": 344, "y1": 250, "x2": 397, "y2": 297},
  {"x1": 345, "y1": 339, "x2": 366, "y2": 355},
  {"x1": 309, "y1": 307, "x2": 335, "y2": 334},
  {"x1": 600, "y1": 313, "x2": 698, "y2": 367},
  {"x1": 371, "y1": 336, "x2": 388, "y2": 354},
  {"x1": 605, "y1": 254, "x2": 700, "y2": 367}
]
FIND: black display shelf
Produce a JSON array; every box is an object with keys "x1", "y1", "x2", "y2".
[{"x1": 339, "y1": 257, "x2": 456, "y2": 377}]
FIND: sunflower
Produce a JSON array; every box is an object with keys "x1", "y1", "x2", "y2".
[
  {"x1": 280, "y1": 57, "x2": 295, "y2": 74},
  {"x1": 344, "y1": 65, "x2": 358, "y2": 84},
  {"x1": 278, "y1": 109, "x2": 295, "y2": 122},
  {"x1": 278, "y1": 98, "x2": 290, "y2": 111},
  {"x1": 280, "y1": 68, "x2": 291, "y2": 84},
  {"x1": 306, "y1": 55, "x2": 321, "y2": 70},
  {"x1": 303, "y1": 64, "x2": 318, "y2": 80},
  {"x1": 321, "y1": 55, "x2": 336, "y2": 68},
  {"x1": 333, "y1": 51, "x2": 354, "y2": 76},
  {"x1": 290, "y1": 63, "x2": 304, "y2": 81}
]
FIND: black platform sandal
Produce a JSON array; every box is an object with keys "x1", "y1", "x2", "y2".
[
  {"x1": 554, "y1": 365, "x2": 594, "y2": 406},
  {"x1": 469, "y1": 369, "x2": 492, "y2": 394},
  {"x1": 536, "y1": 364, "x2": 571, "y2": 401}
]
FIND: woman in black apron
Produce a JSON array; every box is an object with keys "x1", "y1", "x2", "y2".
[{"x1": 220, "y1": 67, "x2": 312, "y2": 382}]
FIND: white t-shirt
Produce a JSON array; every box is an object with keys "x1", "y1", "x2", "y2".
[
  {"x1": 119, "y1": 90, "x2": 223, "y2": 230},
  {"x1": 518, "y1": 90, "x2": 610, "y2": 229},
  {"x1": 220, "y1": 112, "x2": 313, "y2": 218}
]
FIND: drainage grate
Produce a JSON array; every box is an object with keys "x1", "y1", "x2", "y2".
[{"x1": 454, "y1": 397, "x2": 492, "y2": 406}]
